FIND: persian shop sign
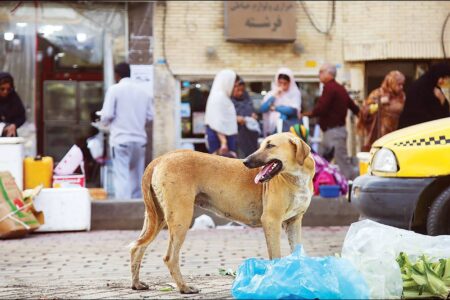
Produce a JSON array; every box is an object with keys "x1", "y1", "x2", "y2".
[{"x1": 224, "y1": 1, "x2": 296, "y2": 43}]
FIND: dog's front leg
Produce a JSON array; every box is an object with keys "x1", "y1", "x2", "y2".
[
  {"x1": 284, "y1": 214, "x2": 303, "y2": 253},
  {"x1": 261, "y1": 211, "x2": 283, "y2": 259}
]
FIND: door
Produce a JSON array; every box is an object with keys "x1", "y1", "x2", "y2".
[
  {"x1": 43, "y1": 80, "x2": 103, "y2": 162},
  {"x1": 43, "y1": 81, "x2": 77, "y2": 161}
]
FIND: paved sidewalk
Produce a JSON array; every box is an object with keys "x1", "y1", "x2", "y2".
[{"x1": 1, "y1": 226, "x2": 348, "y2": 299}]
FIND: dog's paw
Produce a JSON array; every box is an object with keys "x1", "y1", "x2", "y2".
[
  {"x1": 180, "y1": 285, "x2": 199, "y2": 294},
  {"x1": 131, "y1": 281, "x2": 149, "y2": 290}
]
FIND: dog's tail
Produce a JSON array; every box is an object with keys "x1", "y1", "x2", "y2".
[{"x1": 131, "y1": 158, "x2": 165, "y2": 248}]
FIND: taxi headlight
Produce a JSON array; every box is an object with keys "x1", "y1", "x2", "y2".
[{"x1": 371, "y1": 148, "x2": 398, "y2": 173}]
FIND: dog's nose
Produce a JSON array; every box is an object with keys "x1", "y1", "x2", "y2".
[{"x1": 243, "y1": 157, "x2": 258, "y2": 168}]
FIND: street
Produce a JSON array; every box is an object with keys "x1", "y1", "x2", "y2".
[{"x1": 1, "y1": 226, "x2": 348, "y2": 299}]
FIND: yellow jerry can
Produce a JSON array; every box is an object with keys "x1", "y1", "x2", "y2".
[{"x1": 23, "y1": 156, "x2": 54, "y2": 189}]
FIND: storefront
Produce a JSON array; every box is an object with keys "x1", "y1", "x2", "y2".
[{"x1": 0, "y1": 1, "x2": 128, "y2": 185}]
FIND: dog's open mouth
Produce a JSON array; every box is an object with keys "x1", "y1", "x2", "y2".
[{"x1": 254, "y1": 159, "x2": 283, "y2": 184}]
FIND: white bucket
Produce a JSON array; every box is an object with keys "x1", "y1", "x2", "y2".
[{"x1": 0, "y1": 137, "x2": 25, "y2": 189}]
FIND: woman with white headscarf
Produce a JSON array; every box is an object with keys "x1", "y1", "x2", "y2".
[
  {"x1": 205, "y1": 69, "x2": 239, "y2": 157},
  {"x1": 260, "y1": 67, "x2": 301, "y2": 136}
]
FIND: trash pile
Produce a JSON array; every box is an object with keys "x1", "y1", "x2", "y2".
[
  {"x1": 231, "y1": 220, "x2": 450, "y2": 299},
  {"x1": 0, "y1": 142, "x2": 92, "y2": 238}
]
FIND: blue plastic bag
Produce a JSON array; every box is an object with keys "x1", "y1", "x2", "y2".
[{"x1": 231, "y1": 245, "x2": 369, "y2": 299}]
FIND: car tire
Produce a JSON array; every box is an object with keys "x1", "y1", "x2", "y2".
[{"x1": 426, "y1": 187, "x2": 450, "y2": 235}]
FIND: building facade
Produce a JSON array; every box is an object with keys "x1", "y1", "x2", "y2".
[
  {"x1": 152, "y1": 1, "x2": 450, "y2": 157},
  {"x1": 1, "y1": 1, "x2": 450, "y2": 163}
]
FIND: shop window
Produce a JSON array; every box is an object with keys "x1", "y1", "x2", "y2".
[{"x1": 180, "y1": 79, "x2": 320, "y2": 152}]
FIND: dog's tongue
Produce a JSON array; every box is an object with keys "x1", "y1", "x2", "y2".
[{"x1": 254, "y1": 162, "x2": 275, "y2": 184}]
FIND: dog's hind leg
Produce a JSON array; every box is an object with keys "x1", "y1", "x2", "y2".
[
  {"x1": 284, "y1": 214, "x2": 303, "y2": 253},
  {"x1": 130, "y1": 163, "x2": 165, "y2": 291},
  {"x1": 130, "y1": 215, "x2": 165, "y2": 290},
  {"x1": 164, "y1": 205, "x2": 199, "y2": 294}
]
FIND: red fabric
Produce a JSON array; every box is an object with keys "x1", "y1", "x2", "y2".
[{"x1": 311, "y1": 80, "x2": 360, "y2": 131}]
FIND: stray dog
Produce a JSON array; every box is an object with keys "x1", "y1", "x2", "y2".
[{"x1": 130, "y1": 132, "x2": 315, "y2": 293}]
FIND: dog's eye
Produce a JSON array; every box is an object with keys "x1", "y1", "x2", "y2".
[{"x1": 266, "y1": 143, "x2": 276, "y2": 149}]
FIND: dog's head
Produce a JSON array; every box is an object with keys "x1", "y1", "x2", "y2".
[{"x1": 243, "y1": 132, "x2": 312, "y2": 184}]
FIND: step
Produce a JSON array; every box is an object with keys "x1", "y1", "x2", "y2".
[{"x1": 91, "y1": 196, "x2": 359, "y2": 230}]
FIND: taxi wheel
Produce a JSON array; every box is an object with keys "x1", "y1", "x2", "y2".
[{"x1": 426, "y1": 187, "x2": 450, "y2": 236}]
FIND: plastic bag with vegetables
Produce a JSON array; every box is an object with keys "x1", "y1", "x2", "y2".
[{"x1": 342, "y1": 220, "x2": 450, "y2": 299}]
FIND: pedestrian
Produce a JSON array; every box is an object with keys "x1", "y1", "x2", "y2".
[
  {"x1": 0, "y1": 72, "x2": 26, "y2": 137},
  {"x1": 399, "y1": 62, "x2": 450, "y2": 129},
  {"x1": 204, "y1": 69, "x2": 239, "y2": 158},
  {"x1": 302, "y1": 63, "x2": 360, "y2": 180},
  {"x1": 231, "y1": 78, "x2": 260, "y2": 158},
  {"x1": 357, "y1": 70, "x2": 406, "y2": 151},
  {"x1": 260, "y1": 67, "x2": 301, "y2": 136},
  {"x1": 99, "y1": 62, "x2": 153, "y2": 199}
]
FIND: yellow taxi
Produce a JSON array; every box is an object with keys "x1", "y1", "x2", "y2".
[{"x1": 350, "y1": 117, "x2": 450, "y2": 235}]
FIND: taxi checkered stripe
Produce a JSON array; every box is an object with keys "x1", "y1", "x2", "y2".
[{"x1": 394, "y1": 135, "x2": 450, "y2": 147}]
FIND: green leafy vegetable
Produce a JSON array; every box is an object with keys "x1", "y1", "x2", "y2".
[{"x1": 396, "y1": 252, "x2": 450, "y2": 299}]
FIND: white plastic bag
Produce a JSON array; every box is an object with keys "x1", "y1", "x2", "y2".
[
  {"x1": 341, "y1": 220, "x2": 450, "y2": 299},
  {"x1": 190, "y1": 214, "x2": 215, "y2": 230},
  {"x1": 87, "y1": 133, "x2": 104, "y2": 160}
]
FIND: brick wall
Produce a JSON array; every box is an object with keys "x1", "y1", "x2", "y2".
[
  {"x1": 154, "y1": 1, "x2": 450, "y2": 76},
  {"x1": 154, "y1": 1, "x2": 340, "y2": 78}
]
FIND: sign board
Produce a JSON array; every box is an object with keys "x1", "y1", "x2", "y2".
[
  {"x1": 224, "y1": 1, "x2": 297, "y2": 43},
  {"x1": 130, "y1": 64, "x2": 154, "y2": 97}
]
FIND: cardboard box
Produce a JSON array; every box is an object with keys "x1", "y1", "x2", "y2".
[
  {"x1": 0, "y1": 172, "x2": 43, "y2": 239},
  {"x1": 53, "y1": 174, "x2": 85, "y2": 188}
]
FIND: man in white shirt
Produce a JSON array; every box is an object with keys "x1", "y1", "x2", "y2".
[{"x1": 100, "y1": 62, "x2": 153, "y2": 199}]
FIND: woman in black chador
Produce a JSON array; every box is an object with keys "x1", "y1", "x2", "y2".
[
  {"x1": 0, "y1": 72, "x2": 26, "y2": 137},
  {"x1": 399, "y1": 63, "x2": 450, "y2": 128}
]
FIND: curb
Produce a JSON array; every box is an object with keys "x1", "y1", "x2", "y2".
[{"x1": 91, "y1": 196, "x2": 359, "y2": 230}]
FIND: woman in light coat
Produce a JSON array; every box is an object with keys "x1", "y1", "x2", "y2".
[
  {"x1": 205, "y1": 69, "x2": 239, "y2": 157},
  {"x1": 260, "y1": 67, "x2": 301, "y2": 137}
]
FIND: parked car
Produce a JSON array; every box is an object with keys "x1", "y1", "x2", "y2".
[{"x1": 350, "y1": 117, "x2": 450, "y2": 235}]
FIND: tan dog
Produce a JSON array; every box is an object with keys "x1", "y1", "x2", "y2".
[{"x1": 130, "y1": 132, "x2": 315, "y2": 294}]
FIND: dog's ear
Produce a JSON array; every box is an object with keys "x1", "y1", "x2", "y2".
[{"x1": 289, "y1": 137, "x2": 311, "y2": 165}]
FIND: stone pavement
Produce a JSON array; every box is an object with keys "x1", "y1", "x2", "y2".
[{"x1": 1, "y1": 226, "x2": 348, "y2": 299}]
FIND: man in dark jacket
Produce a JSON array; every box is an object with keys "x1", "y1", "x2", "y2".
[
  {"x1": 0, "y1": 72, "x2": 26, "y2": 137},
  {"x1": 399, "y1": 62, "x2": 450, "y2": 128},
  {"x1": 303, "y1": 63, "x2": 360, "y2": 180}
]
